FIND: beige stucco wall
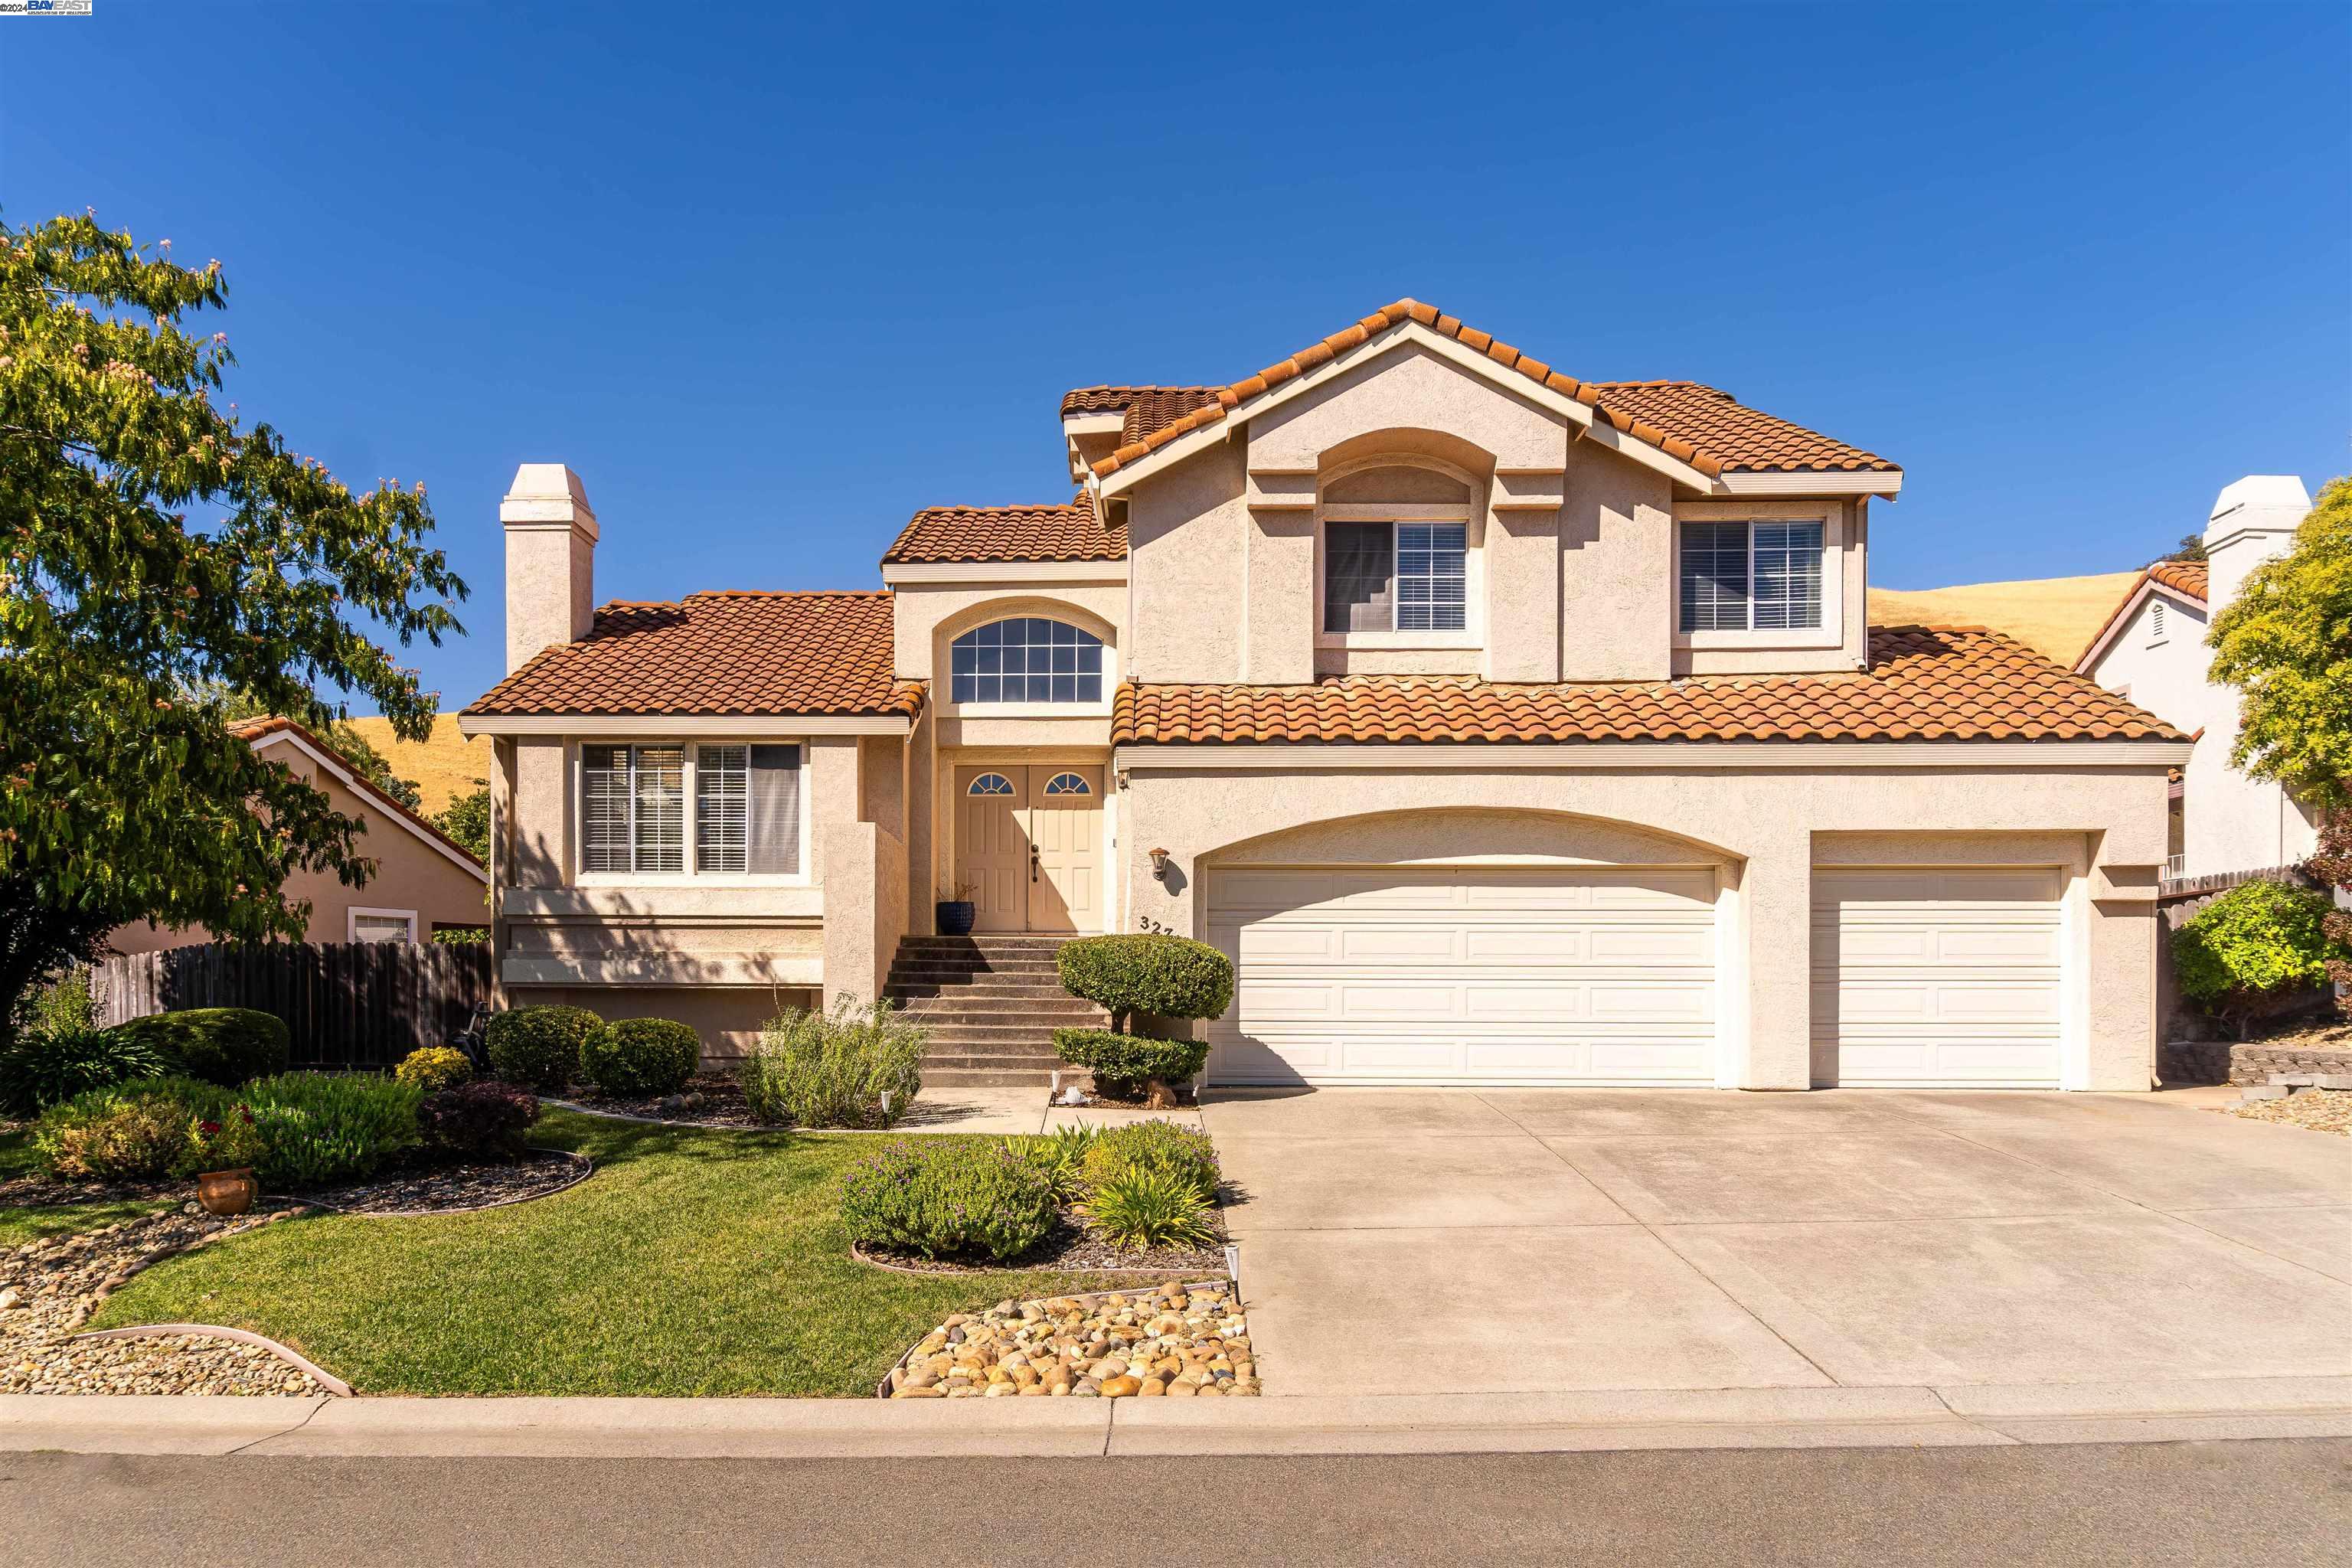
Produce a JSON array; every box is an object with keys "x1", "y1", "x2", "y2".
[
  {"x1": 113, "y1": 746, "x2": 488, "y2": 954},
  {"x1": 890, "y1": 583, "x2": 1127, "y2": 684},
  {"x1": 1117, "y1": 756, "x2": 2170, "y2": 1093},
  {"x1": 1129, "y1": 439, "x2": 1251, "y2": 683}
]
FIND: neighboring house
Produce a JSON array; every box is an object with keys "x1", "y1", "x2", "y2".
[
  {"x1": 2075, "y1": 476, "x2": 2321, "y2": 883},
  {"x1": 461, "y1": 299, "x2": 2187, "y2": 1089},
  {"x1": 111, "y1": 717, "x2": 490, "y2": 955}
]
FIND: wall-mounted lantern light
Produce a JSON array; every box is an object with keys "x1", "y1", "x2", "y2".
[{"x1": 1148, "y1": 847, "x2": 1173, "y2": 882}]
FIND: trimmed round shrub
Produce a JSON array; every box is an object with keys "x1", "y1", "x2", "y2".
[
  {"x1": 109, "y1": 1008, "x2": 289, "y2": 1087},
  {"x1": 1056, "y1": 935, "x2": 1233, "y2": 1030},
  {"x1": 0, "y1": 1026, "x2": 176, "y2": 1117},
  {"x1": 580, "y1": 1018, "x2": 701, "y2": 1098},
  {"x1": 838, "y1": 1139, "x2": 1059, "y2": 1261},
  {"x1": 1052, "y1": 1027, "x2": 1208, "y2": 1096},
  {"x1": 2174, "y1": 880, "x2": 2348, "y2": 1033},
  {"x1": 485, "y1": 1005, "x2": 603, "y2": 1091},
  {"x1": 1080, "y1": 1164, "x2": 1217, "y2": 1253},
  {"x1": 420, "y1": 1080, "x2": 540, "y2": 1158},
  {"x1": 1080, "y1": 1118, "x2": 1220, "y2": 1204},
  {"x1": 395, "y1": 1045, "x2": 475, "y2": 1092}
]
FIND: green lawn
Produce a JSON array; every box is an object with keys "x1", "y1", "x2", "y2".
[
  {"x1": 88, "y1": 1111, "x2": 1119, "y2": 1396},
  {"x1": 0, "y1": 1123, "x2": 178, "y2": 1249}
]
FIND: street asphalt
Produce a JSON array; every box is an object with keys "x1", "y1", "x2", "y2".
[{"x1": 9, "y1": 1438, "x2": 2347, "y2": 1566}]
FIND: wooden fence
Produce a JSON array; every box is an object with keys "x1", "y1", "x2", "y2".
[{"x1": 93, "y1": 942, "x2": 495, "y2": 1071}]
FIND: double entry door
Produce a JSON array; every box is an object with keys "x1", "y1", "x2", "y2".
[{"x1": 956, "y1": 765, "x2": 1104, "y2": 933}]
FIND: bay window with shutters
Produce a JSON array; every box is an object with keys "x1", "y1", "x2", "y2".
[{"x1": 577, "y1": 740, "x2": 806, "y2": 882}]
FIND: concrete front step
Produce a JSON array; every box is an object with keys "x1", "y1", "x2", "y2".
[
  {"x1": 891, "y1": 997, "x2": 1102, "y2": 1016},
  {"x1": 923, "y1": 1066, "x2": 1069, "y2": 1088},
  {"x1": 886, "y1": 964, "x2": 1065, "y2": 982}
]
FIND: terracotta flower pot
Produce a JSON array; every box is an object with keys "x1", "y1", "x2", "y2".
[{"x1": 196, "y1": 1168, "x2": 258, "y2": 1217}]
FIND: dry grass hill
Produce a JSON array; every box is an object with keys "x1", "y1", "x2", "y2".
[
  {"x1": 340, "y1": 714, "x2": 492, "y2": 817},
  {"x1": 1867, "y1": 570, "x2": 2141, "y2": 667}
]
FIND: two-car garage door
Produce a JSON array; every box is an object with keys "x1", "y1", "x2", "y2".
[
  {"x1": 1204, "y1": 866, "x2": 1719, "y2": 1086},
  {"x1": 1205, "y1": 861, "x2": 2067, "y2": 1089}
]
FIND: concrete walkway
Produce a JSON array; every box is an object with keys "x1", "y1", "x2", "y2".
[{"x1": 1200, "y1": 1086, "x2": 2352, "y2": 1399}]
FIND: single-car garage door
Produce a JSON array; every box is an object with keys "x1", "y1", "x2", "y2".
[
  {"x1": 1204, "y1": 865, "x2": 1718, "y2": 1086},
  {"x1": 1811, "y1": 867, "x2": 2065, "y2": 1087}
]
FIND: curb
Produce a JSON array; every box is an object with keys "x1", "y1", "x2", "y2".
[
  {"x1": 67, "y1": 1325, "x2": 355, "y2": 1397},
  {"x1": 6, "y1": 1376, "x2": 2347, "y2": 1460}
]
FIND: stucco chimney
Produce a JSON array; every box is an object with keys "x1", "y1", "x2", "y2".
[
  {"x1": 501, "y1": 462, "x2": 599, "y2": 672},
  {"x1": 2201, "y1": 474, "x2": 2310, "y2": 615}
]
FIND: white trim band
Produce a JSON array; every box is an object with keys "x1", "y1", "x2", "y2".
[{"x1": 1113, "y1": 740, "x2": 2192, "y2": 772}]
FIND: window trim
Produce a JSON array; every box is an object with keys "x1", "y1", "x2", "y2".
[
  {"x1": 1313, "y1": 457, "x2": 1484, "y2": 652},
  {"x1": 348, "y1": 906, "x2": 418, "y2": 944},
  {"x1": 573, "y1": 737, "x2": 812, "y2": 888},
  {"x1": 1671, "y1": 502, "x2": 1845, "y2": 652}
]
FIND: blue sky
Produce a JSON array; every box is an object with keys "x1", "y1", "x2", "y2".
[{"x1": 3, "y1": 2, "x2": 2346, "y2": 715}]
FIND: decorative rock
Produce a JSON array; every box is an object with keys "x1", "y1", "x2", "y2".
[
  {"x1": 1098, "y1": 1375, "x2": 1142, "y2": 1398},
  {"x1": 882, "y1": 1279, "x2": 1256, "y2": 1403}
]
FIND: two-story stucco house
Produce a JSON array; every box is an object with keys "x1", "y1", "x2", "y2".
[
  {"x1": 460, "y1": 301, "x2": 2188, "y2": 1092},
  {"x1": 2074, "y1": 475, "x2": 2322, "y2": 884}
]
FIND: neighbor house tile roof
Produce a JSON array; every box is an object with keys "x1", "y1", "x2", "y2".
[
  {"x1": 1112, "y1": 626, "x2": 2184, "y2": 746},
  {"x1": 463, "y1": 591, "x2": 923, "y2": 718},
  {"x1": 2073, "y1": 557, "x2": 2211, "y2": 673},
  {"x1": 227, "y1": 716, "x2": 485, "y2": 867},
  {"x1": 1086, "y1": 300, "x2": 1898, "y2": 483},
  {"x1": 882, "y1": 491, "x2": 1125, "y2": 565}
]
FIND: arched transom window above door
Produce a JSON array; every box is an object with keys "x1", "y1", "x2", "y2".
[
  {"x1": 1041, "y1": 771, "x2": 1091, "y2": 796},
  {"x1": 949, "y1": 618, "x2": 1105, "y2": 704},
  {"x1": 966, "y1": 772, "x2": 1014, "y2": 795}
]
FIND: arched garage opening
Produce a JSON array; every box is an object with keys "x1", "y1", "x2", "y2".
[{"x1": 1197, "y1": 809, "x2": 1739, "y2": 1088}]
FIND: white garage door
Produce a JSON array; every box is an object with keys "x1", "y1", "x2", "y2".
[
  {"x1": 1204, "y1": 865, "x2": 1718, "y2": 1086},
  {"x1": 1811, "y1": 867, "x2": 2065, "y2": 1087}
]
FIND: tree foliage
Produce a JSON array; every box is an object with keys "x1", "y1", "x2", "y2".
[
  {"x1": 2207, "y1": 477, "x2": 2352, "y2": 808},
  {"x1": 0, "y1": 212, "x2": 465, "y2": 1021},
  {"x1": 2305, "y1": 810, "x2": 2352, "y2": 1021},
  {"x1": 2171, "y1": 879, "x2": 2348, "y2": 1037},
  {"x1": 433, "y1": 781, "x2": 492, "y2": 859}
]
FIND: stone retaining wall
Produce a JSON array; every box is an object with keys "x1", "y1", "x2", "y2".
[{"x1": 2160, "y1": 1039, "x2": 2352, "y2": 1087}]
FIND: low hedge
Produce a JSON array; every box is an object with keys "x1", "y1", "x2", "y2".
[
  {"x1": 33, "y1": 1070, "x2": 422, "y2": 1189},
  {"x1": 1052, "y1": 1028, "x2": 1208, "y2": 1095},
  {"x1": 33, "y1": 1077, "x2": 228, "y2": 1181},
  {"x1": 485, "y1": 1004, "x2": 603, "y2": 1091},
  {"x1": 109, "y1": 1008, "x2": 289, "y2": 1087},
  {"x1": 581, "y1": 1018, "x2": 701, "y2": 1098},
  {"x1": 395, "y1": 1046, "x2": 475, "y2": 1092},
  {"x1": 1055, "y1": 935, "x2": 1233, "y2": 1031},
  {"x1": 838, "y1": 1139, "x2": 1059, "y2": 1262}
]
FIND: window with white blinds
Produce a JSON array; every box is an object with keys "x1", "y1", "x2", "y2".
[
  {"x1": 1679, "y1": 520, "x2": 1825, "y2": 632},
  {"x1": 586, "y1": 742, "x2": 799, "y2": 877}
]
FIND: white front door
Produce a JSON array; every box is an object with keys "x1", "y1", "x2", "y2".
[
  {"x1": 1204, "y1": 864, "x2": 1719, "y2": 1086},
  {"x1": 1811, "y1": 866, "x2": 2065, "y2": 1087}
]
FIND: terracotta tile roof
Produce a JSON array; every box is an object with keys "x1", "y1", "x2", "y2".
[
  {"x1": 2148, "y1": 559, "x2": 2208, "y2": 602},
  {"x1": 2074, "y1": 557, "x2": 2211, "y2": 673},
  {"x1": 1061, "y1": 385, "x2": 1216, "y2": 419},
  {"x1": 1581, "y1": 381, "x2": 1895, "y2": 474},
  {"x1": 463, "y1": 591, "x2": 923, "y2": 719},
  {"x1": 1112, "y1": 626, "x2": 2184, "y2": 746},
  {"x1": 227, "y1": 716, "x2": 485, "y2": 868},
  {"x1": 1086, "y1": 300, "x2": 1899, "y2": 484},
  {"x1": 881, "y1": 491, "x2": 1125, "y2": 565}
]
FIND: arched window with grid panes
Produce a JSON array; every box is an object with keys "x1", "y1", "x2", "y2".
[{"x1": 949, "y1": 618, "x2": 1103, "y2": 704}]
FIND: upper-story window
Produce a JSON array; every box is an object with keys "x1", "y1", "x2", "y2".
[
  {"x1": 1678, "y1": 521, "x2": 1825, "y2": 632},
  {"x1": 949, "y1": 618, "x2": 1103, "y2": 704},
  {"x1": 1319, "y1": 462, "x2": 1477, "y2": 639},
  {"x1": 582, "y1": 741, "x2": 801, "y2": 877}
]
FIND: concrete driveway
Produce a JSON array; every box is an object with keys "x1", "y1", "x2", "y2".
[{"x1": 1200, "y1": 1088, "x2": 2352, "y2": 1396}]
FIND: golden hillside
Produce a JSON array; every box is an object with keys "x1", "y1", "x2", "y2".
[
  {"x1": 341, "y1": 714, "x2": 492, "y2": 817},
  {"x1": 1867, "y1": 570, "x2": 2141, "y2": 667}
]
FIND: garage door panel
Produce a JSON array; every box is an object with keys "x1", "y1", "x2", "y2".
[
  {"x1": 1209, "y1": 863, "x2": 1718, "y2": 1086},
  {"x1": 1813, "y1": 866, "x2": 2064, "y2": 1088}
]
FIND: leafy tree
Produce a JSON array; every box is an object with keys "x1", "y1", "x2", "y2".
[
  {"x1": 2171, "y1": 879, "x2": 2349, "y2": 1038},
  {"x1": 433, "y1": 780, "x2": 492, "y2": 859},
  {"x1": 2305, "y1": 810, "x2": 2352, "y2": 1021},
  {"x1": 2207, "y1": 476, "x2": 2352, "y2": 810},
  {"x1": 193, "y1": 678, "x2": 423, "y2": 810},
  {"x1": 2165, "y1": 533, "x2": 2207, "y2": 563},
  {"x1": 0, "y1": 212, "x2": 464, "y2": 1034}
]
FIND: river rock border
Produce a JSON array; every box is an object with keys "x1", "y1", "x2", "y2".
[
  {"x1": 279, "y1": 1148, "x2": 594, "y2": 1218},
  {"x1": 878, "y1": 1279, "x2": 1256, "y2": 1400},
  {"x1": 69, "y1": 1323, "x2": 354, "y2": 1396}
]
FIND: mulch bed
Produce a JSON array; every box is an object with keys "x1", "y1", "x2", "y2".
[
  {"x1": 283, "y1": 1148, "x2": 590, "y2": 1215},
  {"x1": 854, "y1": 1205, "x2": 1231, "y2": 1277},
  {"x1": 0, "y1": 1170, "x2": 177, "y2": 1213},
  {"x1": 560, "y1": 1074, "x2": 767, "y2": 1129}
]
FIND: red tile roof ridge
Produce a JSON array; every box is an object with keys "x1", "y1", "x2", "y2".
[
  {"x1": 1087, "y1": 299, "x2": 1894, "y2": 482},
  {"x1": 1062, "y1": 384, "x2": 1220, "y2": 416}
]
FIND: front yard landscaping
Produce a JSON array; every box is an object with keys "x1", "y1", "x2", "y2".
[
  {"x1": 83, "y1": 1110, "x2": 1131, "y2": 1396},
  {"x1": 0, "y1": 1122, "x2": 177, "y2": 1248}
]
